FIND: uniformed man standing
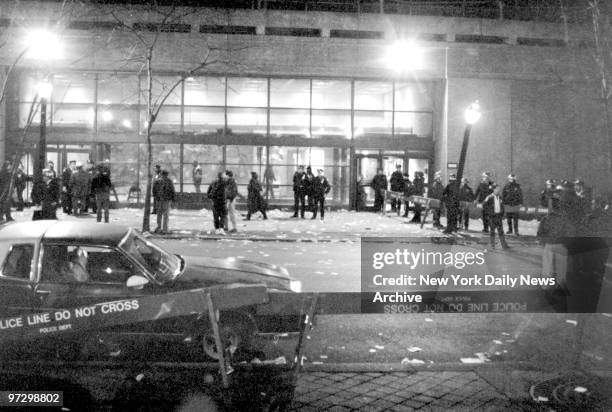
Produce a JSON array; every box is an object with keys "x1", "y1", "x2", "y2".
[
  {"x1": 442, "y1": 174, "x2": 459, "y2": 234},
  {"x1": 474, "y1": 172, "x2": 494, "y2": 232},
  {"x1": 429, "y1": 171, "x2": 444, "y2": 228},
  {"x1": 458, "y1": 178, "x2": 474, "y2": 230}
]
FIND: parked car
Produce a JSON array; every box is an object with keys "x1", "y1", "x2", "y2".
[{"x1": 0, "y1": 221, "x2": 302, "y2": 361}]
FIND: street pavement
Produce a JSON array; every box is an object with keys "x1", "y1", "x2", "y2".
[{"x1": 4, "y1": 207, "x2": 612, "y2": 410}]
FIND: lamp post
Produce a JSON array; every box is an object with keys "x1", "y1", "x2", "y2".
[
  {"x1": 455, "y1": 101, "x2": 481, "y2": 187},
  {"x1": 32, "y1": 79, "x2": 52, "y2": 204}
]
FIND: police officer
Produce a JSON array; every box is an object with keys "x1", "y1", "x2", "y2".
[
  {"x1": 429, "y1": 171, "x2": 444, "y2": 228},
  {"x1": 389, "y1": 164, "x2": 404, "y2": 212},
  {"x1": 458, "y1": 178, "x2": 474, "y2": 230},
  {"x1": 442, "y1": 174, "x2": 459, "y2": 234},
  {"x1": 502, "y1": 174, "x2": 523, "y2": 235},
  {"x1": 371, "y1": 169, "x2": 388, "y2": 213},
  {"x1": 475, "y1": 172, "x2": 494, "y2": 232}
]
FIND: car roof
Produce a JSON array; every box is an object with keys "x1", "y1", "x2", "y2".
[{"x1": 0, "y1": 221, "x2": 130, "y2": 246}]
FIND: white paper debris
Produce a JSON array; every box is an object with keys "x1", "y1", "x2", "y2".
[
  {"x1": 493, "y1": 340, "x2": 503, "y2": 345},
  {"x1": 369, "y1": 349, "x2": 377, "y2": 353},
  {"x1": 566, "y1": 319, "x2": 578, "y2": 326},
  {"x1": 407, "y1": 347, "x2": 422, "y2": 353},
  {"x1": 374, "y1": 345, "x2": 384, "y2": 350},
  {"x1": 401, "y1": 358, "x2": 425, "y2": 365}
]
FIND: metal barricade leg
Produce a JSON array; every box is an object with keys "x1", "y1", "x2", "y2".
[
  {"x1": 206, "y1": 292, "x2": 231, "y2": 389},
  {"x1": 291, "y1": 294, "x2": 318, "y2": 387}
]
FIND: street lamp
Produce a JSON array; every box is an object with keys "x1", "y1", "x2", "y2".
[
  {"x1": 455, "y1": 101, "x2": 481, "y2": 186},
  {"x1": 385, "y1": 40, "x2": 423, "y2": 72},
  {"x1": 32, "y1": 79, "x2": 52, "y2": 204}
]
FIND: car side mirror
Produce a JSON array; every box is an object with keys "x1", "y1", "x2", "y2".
[{"x1": 126, "y1": 275, "x2": 149, "y2": 289}]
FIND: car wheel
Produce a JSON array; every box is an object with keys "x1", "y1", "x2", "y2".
[{"x1": 201, "y1": 313, "x2": 255, "y2": 360}]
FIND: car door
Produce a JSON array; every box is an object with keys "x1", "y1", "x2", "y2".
[{"x1": 0, "y1": 243, "x2": 38, "y2": 317}]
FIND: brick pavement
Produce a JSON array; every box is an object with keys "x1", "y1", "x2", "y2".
[{"x1": 290, "y1": 371, "x2": 523, "y2": 411}]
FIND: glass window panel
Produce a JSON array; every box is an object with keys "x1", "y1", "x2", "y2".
[
  {"x1": 407, "y1": 159, "x2": 429, "y2": 184},
  {"x1": 311, "y1": 110, "x2": 351, "y2": 139},
  {"x1": 226, "y1": 145, "x2": 265, "y2": 165},
  {"x1": 354, "y1": 81, "x2": 392, "y2": 110},
  {"x1": 52, "y1": 104, "x2": 95, "y2": 129},
  {"x1": 394, "y1": 112, "x2": 433, "y2": 137},
  {"x1": 395, "y1": 82, "x2": 434, "y2": 111},
  {"x1": 227, "y1": 77, "x2": 267, "y2": 107},
  {"x1": 51, "y1": 73, "x2": 95, "y2": 104},
  {"x1": 145, "y1": 76, "x2": 182, "y2": 106},
  {"x1": 138, "y1": 144, "x2": 180, "y2": 184},
  {"x1": 270, "y1": 109, "x2": 309, "y2": 137},
  {"x1": 141, "y1": 106, "x2": 181, "y2": 133},
  {"x1": 227, "y1": 108, "x2": 267, "y2": 134},
  {"x1": 98, "y1": 106, "x2": 139, "y2": 133},
  {"x1": 183, "y1": 164, "x2": 223, "y2": 192},
  {"x1": 270, "y1": 78, "x2": 310, "y2": 108},
  {"x1": 98, "y1": 75, "x2": 139, "y2": 105},
  {"x1": 184, "y1": 144, "x2": 223, "y2": 191},
  {"x1": 312, "y1": 80, "x2": 350, "y2": 109},
  {"x1": 184, "y1": 76, "x2": 225, "y2": 106},
  {"x1": 354, "y1": 111, "x2": 393, "y2": 137},
  {"x1": 184, "y1": 107, "x2": 224, "y2": 134},
  {"x1": 109, "y1": 144, "x2": 140, "y2": 201}
]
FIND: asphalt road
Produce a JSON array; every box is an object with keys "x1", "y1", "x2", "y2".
[{"x1": 152, "y1": 237, "x2": 612, "y2": 371}]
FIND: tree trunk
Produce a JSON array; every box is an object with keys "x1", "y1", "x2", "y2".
[{"x1": 142, "y1": 52, "x2": 154, "y2": 232}]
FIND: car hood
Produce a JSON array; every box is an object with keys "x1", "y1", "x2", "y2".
[{"x1": 172, "y1": 255, "x2": 292, "y2": 291}]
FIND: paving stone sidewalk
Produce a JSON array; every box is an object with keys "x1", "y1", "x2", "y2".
[{"x1": 290, "y1": 371, "x2": 523, "y2": 411}]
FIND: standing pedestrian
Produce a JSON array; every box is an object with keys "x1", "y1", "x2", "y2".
[
  {"x1": 0, "y1": 161, "x2": 13, "y2": 221},
  {"x1": 502, "y1": 174, "x2": 523, "y2": 235},
  {"x1": 91, "y1": 165, "x2": 113, "y2": 223},
  {"x1": 207, "y1": 172, "x2": 227, "y2": 234},
  {"x1": 483, "y1": 185, "x2": 509, "y2": 249},
  {"x1": 154, "y1": 170, "x2": 175, "y2": 234},
  {"x1": 69, "y1": 162, "x2": 90, "y2": 216},
  {"x1": 409, "y1": 171, "x2": 425, "y2": 223},
  {"x1": 35, "y1": 169, "x2": 60, "y2": 220},
  {"x1": 475, "y1": 172, "x2": 494, "y2": 232},
  {"x1": 540, "y1": 179, "x2": 557, "y2": 210},
  {"x1": 47, "y1": 161, "x2": 57, "y2": 178},
  {"x1": 14, "y1": 167, "x2": 26, "y2": 212},
  {"x1": 371, "y1": 169, "x2": 388, "y2": 213},
  {"x1": 305, "y1": 166, "x2": 315, "y2": 212},
  {"x1": 574, "y1": 179, "x2": 592, "y2": 215},
  {"x1": 311, "y1": 169, "x2": 331, "y2": 221},
  {"x1": 246, "y1": 172, "x2": 267, "y2": 220},
  {"x1": 61, "y1": 161, "x2": 73, "y2": 214},
  {"x1": 86, "y1": 162, "x2": 97, "y2": 214},
  {"x1": 389, "y1": 164, "x2": 404, "y2": 212},
  {"x1": 458, "y1": 178, "x2": 474, "y2": 230},
  {"x1": 442, "y1": 174, "x2": 459, "y2": 234},
  {"x1": 151, "y1": 164, "x2": 161, "y2": 214},
  {"x1": 264, "y1": 165, "x2": 276, "y2": 200},
  {"x1": 224, "y1": 170, "x2": 238, "y2": 233},
  {"x1": 356, "y1": 175, "x2": 367, "y2": 212},
  {"x1": 429, "y1": 171, "x2": 444, "y2": 228},
  {"x1": 292, "y1": 165, "x2": 307, "y2": 218},
  {"x1": 192, "y1": 161, "x2": 203, "y2": 193}
]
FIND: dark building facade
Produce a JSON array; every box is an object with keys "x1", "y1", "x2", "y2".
[{"x1": 0, "y1": 1, "x2": 605, "y2": 207}]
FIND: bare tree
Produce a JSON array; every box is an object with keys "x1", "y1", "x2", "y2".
[{"x1": 102, "y1": 3, "x2": 237, "y2": 231}]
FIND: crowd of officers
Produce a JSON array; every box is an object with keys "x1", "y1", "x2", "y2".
[
  {"x1": 291, "y1": 166, "x2": 332, "y2": 221},
  {"x1": 0, "y1": 160, "x2": 114, "y2": 223}
]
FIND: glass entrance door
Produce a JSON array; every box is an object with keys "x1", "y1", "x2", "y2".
[{"x1": 356, "y1": 155, "x2": 379, "y2": 208}]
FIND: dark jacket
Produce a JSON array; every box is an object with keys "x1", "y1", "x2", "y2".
[
  {"x1": 91, "y1": 172, "x2": 113, "y2": 195},
  {"x1": 475, "y1": 181, "x2": 494, "y2": 203},
  {"x1": 247, "y1": 177, "x2": 264, "y2": 212},
  {"x1": 428, "y1": 180, "x2": 444, "y2": 200},
  {"x1": 403, "y1": 177, "x2": 414, "y2": 196},
  {"x1": 502, "y1": 181, "x2": 523, "y2": 206},
  {"x1": 155, "y1": 176, "x2": 175, "y2": 202},
  {"x1": 390, "y1": 171, "x2": 404, "y2": 192},
  {"x1": 459, "y1": 184, "x2": 475, "y2": 202},
  {"x1": 311, "y1": 175, "x2": 331, "y2": 198},
  {"x1": 69, "y1": 169, "x2": 91, "y2": 197},
  {"x1": 61, "y1": 167, "x2": 72, "y2": 190},
  {"x1": 371, "y1": 174, "x2": 388, "y2": 192},
  {"x1": 13, "y1": 171, "x2": 26, "y2": 191},
  {"x1": 225, "y1": 177, "x2": 238, "y2": 201},
  {"x1": 442, "y1": 182, "x2": 459, "y2": 208},
  {"x1": 412, "y1": 175, "x2": 425, "y2": 196},
  {"x1": 40, "y1": 178, "x2": 60, "y2": 219},
  {"x1": 540, "y1": 187, "x2": 557, "y2": 208},
  {"x1": 304, "y1": 171, "x2": 315, "y2": 196},
  {"x1": 207, "y1": 179, "x2": 226, "y2": 204},
  {"x1": 293, "y1": 171, "x2": 306, "y2": 193},
  {"x1": 483, "y1": 193, "x2": 505, "y2": 216}
]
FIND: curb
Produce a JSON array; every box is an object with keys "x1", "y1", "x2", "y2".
[{"x1": 300, "y1": 361, "x2": 540, "y2": 373}]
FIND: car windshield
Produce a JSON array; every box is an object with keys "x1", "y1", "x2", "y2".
[{"x1": 119, "y1": 230, "x2": 181, "y2": 283}]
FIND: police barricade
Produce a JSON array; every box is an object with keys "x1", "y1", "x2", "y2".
[
  {"x1": 0, "y1": 285, "x2": 317, "y2": 411},
  {"x1": 384, "y1": 191, "x2": 549, "y2": 228}
]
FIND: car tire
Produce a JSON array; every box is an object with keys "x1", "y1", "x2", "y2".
[{"x1": 200, "y1": 312, "x2": 256, "y2": 361}]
